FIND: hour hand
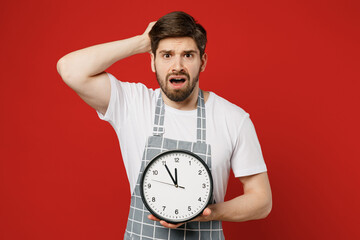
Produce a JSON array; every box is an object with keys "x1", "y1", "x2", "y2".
[
  {"x1": 175, "y1": 168, "x2": 178, "y2": 185},
  {"x1": 164, "y1": 163, "x2": 177, "y2": 185}
]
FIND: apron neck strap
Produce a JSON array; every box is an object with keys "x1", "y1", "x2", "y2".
[
  {"x1": 196, "y1": 90, "x2": 206, "y2": 143},
  {"x1": 153, "y1": 90, "x2": 207, "y2": 143}
]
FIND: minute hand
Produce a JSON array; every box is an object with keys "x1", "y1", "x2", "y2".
[
  {"x1": 164, "y1": 163, "x2": 177, "y2": 185},
  {"x1": 152, "y1": 179, "x2": 185, "y2": 189}
]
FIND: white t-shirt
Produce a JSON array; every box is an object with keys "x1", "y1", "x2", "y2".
[{"x1": 98, "y1": 73, "x2": 267, "y2": 203}]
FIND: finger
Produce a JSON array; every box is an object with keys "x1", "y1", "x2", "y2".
[
  {"x1": 191, "y1": 207, "x2": 212, "y2": 222},
  {"x1": 148, "y1": 214, "x2": 161, "y2": 221},
  {"x1": 148, "y1": 215, "x2": 183, "y2": 229},
  {"x1": 149, "y1": 21, "x2": 156, "y2": 27},
  {"x1": 144, "y1": 21, "x2": 156, "y2": 34},
  {"x1": 159, "y1": 220, "x2": 183, "y2": 229}
]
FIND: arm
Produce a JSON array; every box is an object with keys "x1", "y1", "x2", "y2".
[
  {"x1": 207, "y1": 172, "x2": 272, "y2": 222},
  {"x1": 56, "y1": 22, "x2": 156, "y2": 115},
  {"x1": 150, "y1": 172, "x2": 272, "y2": 228}
]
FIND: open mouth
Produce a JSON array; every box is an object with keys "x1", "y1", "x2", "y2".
[
  {"x1": 167, "y1": 74, "x2": 189, "y2": 89},
  {"x1": 169, "y1": 78, "x2": 186, "y2": 84}
]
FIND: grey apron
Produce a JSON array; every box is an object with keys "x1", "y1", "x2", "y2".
[{"x1": 124, "y1": 90, "x2": 225, "y2": 240}]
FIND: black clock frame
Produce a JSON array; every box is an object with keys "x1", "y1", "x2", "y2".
[{"x1": 140, "y1": 149, "x2": 214, "y2": 224}]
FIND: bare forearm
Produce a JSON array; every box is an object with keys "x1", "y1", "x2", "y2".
[
  {"x1": 57, "y1": 35, "x2": 149, "y2": 80},
  {"x1": 153, "y1": 189, "x2": 272, "y2": 229},
  {"x1": 210, "y1": 191, "x2": 272, "y2": 222},
  {"x1": 208, "y1": 173, "x2": 272, "y2": 223}
]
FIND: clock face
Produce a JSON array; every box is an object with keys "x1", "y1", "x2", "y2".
[{"x1": 140, "y1": 150, "x2": 213, "y2": 224}]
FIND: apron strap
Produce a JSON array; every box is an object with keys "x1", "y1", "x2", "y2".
[
  {"x1": 153, "y1": 90, "x2": 207, "y2": 143},
  {"x1": 153, "y1": 93, "x2": 165, "y2": 136},
  {"x1": 196, "y1": 90, "x2": 206, "y2": 143}
]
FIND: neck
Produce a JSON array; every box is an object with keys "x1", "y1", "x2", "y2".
[{"x1": 162, "y1": 88, "x2": 200, "y2": 111}]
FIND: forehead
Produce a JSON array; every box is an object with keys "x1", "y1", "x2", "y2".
[{"x1": 156, "y1": 37, "x2": 199, "y2": 53}]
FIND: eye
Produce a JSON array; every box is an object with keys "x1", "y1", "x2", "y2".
[
  {"x1": 163, "y1": 53, "x2": 171, "y2": 58},
  {"x1": 184, "y1": 53, "x2": 193, "y2": 58}
]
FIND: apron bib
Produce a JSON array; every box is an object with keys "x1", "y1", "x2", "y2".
[{"x1": 124, "y1": 90, "x2": 225, "y2": 240}]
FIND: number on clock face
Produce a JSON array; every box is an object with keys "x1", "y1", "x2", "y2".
[{"x1": 140, "y1": 150, "x2": 213, "y2": 224}]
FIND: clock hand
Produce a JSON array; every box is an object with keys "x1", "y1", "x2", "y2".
[
  {"x1": 175, "y1": 168, "x2": 178, "y2": 186},
  {"x1": 164, "y1": 163, "x2": 177, "y2": 186},
  {"x1": 152, "y1": 179, "x2": 185, "y2": 189}
]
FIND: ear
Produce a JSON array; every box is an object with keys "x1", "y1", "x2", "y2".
[
  {"x1": 150, "y1": 53, "x2": 155, "y2": 72},
  {"x1": 200, "y1": 53, "x2": 208, "y2": 72}
]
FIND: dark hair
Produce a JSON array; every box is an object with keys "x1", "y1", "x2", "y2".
[{"x1": 149, "y1": 11, "x2": 207, "y2": 57}]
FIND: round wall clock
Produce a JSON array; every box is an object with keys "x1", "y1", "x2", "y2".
[{"x1": 140, "y1": 149, "x2": 213, "y2": 224}]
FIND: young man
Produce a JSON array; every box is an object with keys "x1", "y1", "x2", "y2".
[{"x1": 57, "y1": 11, "x2": 272, "y2": 240}]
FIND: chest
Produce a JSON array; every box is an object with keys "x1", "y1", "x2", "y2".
[{"x1": 161, "y1": 110, "x2": 233, "y2": 174}]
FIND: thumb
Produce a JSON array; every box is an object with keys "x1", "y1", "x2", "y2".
[{"x1": 202, "y1": 207, "x2": 212, "y2": 216}]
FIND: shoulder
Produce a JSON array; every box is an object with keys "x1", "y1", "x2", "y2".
[
  {"x1": 106, "y1": 72, "x2": 157, "y2": 102},
  {"x1": 99, "y1": 73, "x2": 157, "y2": 126},
  {"x1": 107, "y1": 72, "x2": 151, "y2": 93},
  {"x1": 208, "y1": 92, "x2": 249, "y2": 121},
  {"x1": 206, "y1": 92, "x2": 250, "y2": 140}
]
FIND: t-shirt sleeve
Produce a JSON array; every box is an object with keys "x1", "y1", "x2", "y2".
[
  {"x1": 231, "y1": 115, "x2": 267, "y2": 177},
  {"x1": 97, "y1": 73, "x2": 117, "y2": 121},
  {"x1": 96, "y1": 72, "x2": 150, "y2": 131}
]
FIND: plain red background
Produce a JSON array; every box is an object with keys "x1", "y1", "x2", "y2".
[{"x1": 1, "y1": 0, "x2": 359, "y2": 239}]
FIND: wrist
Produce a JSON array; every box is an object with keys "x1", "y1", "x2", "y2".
[{"x1": 132, "y1": 34, "x2": 151, "y2": 55}]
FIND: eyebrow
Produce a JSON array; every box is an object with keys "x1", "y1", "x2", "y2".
[
  {"x1": 183, "y1": 50, "x2": 198, "y2": 55},
  {"x1": 158, "y1": 50, "x2": 199, "y2": 55},
  {"x1": 158, "y1": 50, "x2": 173, "y2": 54}
]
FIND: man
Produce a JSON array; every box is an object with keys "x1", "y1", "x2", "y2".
[{"x1": 57, "y1": 11, "x2": 272, "y2": 240}]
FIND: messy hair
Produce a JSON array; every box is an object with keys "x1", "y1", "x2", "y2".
[{"x1": 149, "y1": 11, "x2": 207, "y2": 57}]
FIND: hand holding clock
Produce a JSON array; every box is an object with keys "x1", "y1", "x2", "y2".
[{"x1": 148, "y1": 206, "x2": 214, "y2": 229}]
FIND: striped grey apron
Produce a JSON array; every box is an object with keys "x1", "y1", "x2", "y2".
[{"x1": 124, "y1": 90, "x2": 225, "y2": 240}]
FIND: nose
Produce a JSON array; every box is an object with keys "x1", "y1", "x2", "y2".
[{"x1": 171, "y1": 55, "x2": 184, "y2": 73}]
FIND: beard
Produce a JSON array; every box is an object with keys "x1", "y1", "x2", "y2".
[{"x1": 156, "y1": 70, "x2": 200, "y2": 102}]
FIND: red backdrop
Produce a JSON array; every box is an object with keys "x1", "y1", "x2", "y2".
[{"x1": 1, "y1": 0, "x2": 359, "y2": 239}]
